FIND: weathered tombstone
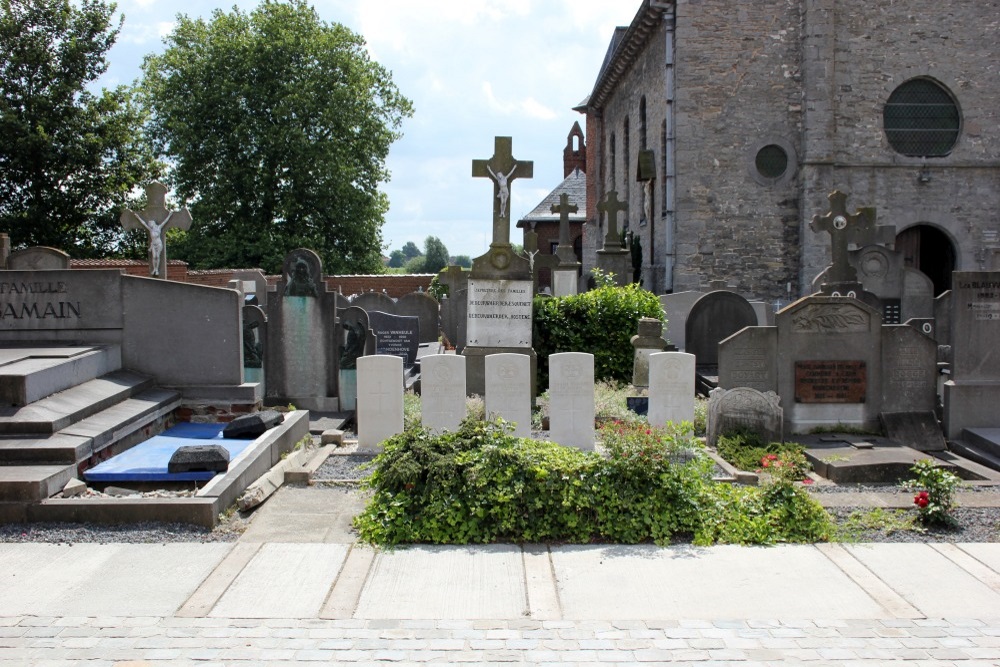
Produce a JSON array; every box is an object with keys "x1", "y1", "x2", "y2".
[
  {"x1": 420, "y1": 354, "x2": 467, "y2": 434},
  {"x1": 337, "y1": 306, "x2": 375, "y2": 411},
  {"x1": 551, "y1": 193, "x2": 582, "y2": 296},
  {"x1": 396, "y1": 291, "x2": 440, "y2": 344},
  {"x1": 367, "y1": 310, "x2": 420, "y2": 368},
  {"x1": 484, "y1": 353, "x2": 531, "y2": 438},
  {"x1": 233, "y1": 269, "x2": 269, "y2": 307},
  {"x1": 6, "y1": 247, "x2": 70, "y2": 271},
  {"x1": 718, "y1": 326, "x2": 779, "y2": 392},
  {"x1": 631, "y1": 317, "x2": 668, "y2": 387},
  {"x1": 242, "y1": 304, "x2": 266, "y2": 383},
  {"x1": 464, "y1": 137, "x2": 536, "y2": 397},
  {"x1": 685, "y1": 291, "x2": 758, "y2": 368},
  {"x1": 264, "y1": 248, "x2": 343, "y2": 411},
  {"x1": 880, "y1": 325, "x2": 937, "y2": 414},
  {"x1": 523, "y1": 229, "x2": 559, "y2": 296},
  {"x1": 707, "y1": 387, "x2": 783, "y2": 447},
  {"x1": 548, "y1": 352, "x2": 595, "y2": 450},
  {"x1": 648, "y1": 352, "x2": 696, "y2": 427},
  {"x1": 120, "y1": 182, "x2": 193, "y2": 278},
  {"x1": 357, "y1": 355, "x2": 404, "y2": 452},
  {"x1": 437, "y1": 266, "x2": 469, "y2": 351},
  {"x1": 809, "y1": 190, "x2": 877, "y2": 288},
  {"x1": 594, "y1": 190, "x2": 632, "y2": 286},
  {"x1": 352, "y1": 291, "x2": 395, "y2": 313},
  {"x1": 659, "y1": 291, "x2": 704, "y2": 351},
  {"x1": 943, "y1": 272, "x2": 1000, "y2": 439}
]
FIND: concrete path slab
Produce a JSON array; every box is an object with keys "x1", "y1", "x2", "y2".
[
  {"x1": 0, "y1": 543, "x2": 229, "y2": 616},
  {"x1": 238, "y1": 486, "x2": 364, "y2": 543},
  {"x1": 551, "y1": 544, "x2": 888, "y2": 619},
  {"x1": 956, "y1": 542, "x2": 1000, "y2": 576},
  {"x1": 845, "y1": 542, "x2": 1000, "y2": 617},
  {"x1": 209, "y1": 542, "x2": 348, "y2": 618},
  {"x1": 355, "y1": 544, "x2": 526, "y2": 619}
]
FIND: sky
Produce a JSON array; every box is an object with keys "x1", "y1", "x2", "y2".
[{"x1": 97, "y1": 0, "x2": 639, "y2": 260}]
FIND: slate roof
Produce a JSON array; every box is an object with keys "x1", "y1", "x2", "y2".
[{"x1": 516, "y1": 168, "x2": 586, "y2": 227}]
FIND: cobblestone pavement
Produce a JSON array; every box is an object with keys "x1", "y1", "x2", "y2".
[{"x1": 2, "y1": 616, "x2": 1000, "y2": 665}]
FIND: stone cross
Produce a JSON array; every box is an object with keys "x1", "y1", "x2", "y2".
[
  {"x1": 597, "y1": 190, "x2": 628, "y2": 250},
  {"x1": 120, "y1": 182, "x2": 193, "y2": 279},
  {"x1": 551, "y1": 193, "x2": 580, "y2": 266},
  {"x1": 809, "y1": 190, "x2": 876, "y2": 284},
  {"x1": 472, "y1": 136, "x2": 533, "y2": 247}
]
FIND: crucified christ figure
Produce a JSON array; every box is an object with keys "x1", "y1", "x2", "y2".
[
  {"x1": 487, "y1": 162, "x2": 518, "y2": 218},
  {"x1": 133, "y1": 212, "x2": 174, "y2": 277}
]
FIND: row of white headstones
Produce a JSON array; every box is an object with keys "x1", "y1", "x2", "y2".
[{"x1": 355, "y1": 352, "x2": 697, "y2": 451}]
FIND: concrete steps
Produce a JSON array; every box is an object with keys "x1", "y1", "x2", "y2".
[
  {"x1": 0, "y1": 370, "x2": 154, "y2": 435},
  {"x1": 0, "y1": 464, "x2": 76, "y2": 502},
  {"x1": 0, "y1": 345, "x2": 121, "y2": 406},
  {"x1": 949, "y1": 428, "x2": 1000, "y2": 473}
]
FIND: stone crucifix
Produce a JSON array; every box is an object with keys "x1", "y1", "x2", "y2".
[
  {"x1": 551, "y1": 192, "x2": 580, "y2": 266},
  {"x1": 597, "y1": 190, "x2": 628, "y2": 250},
  {"x1": 809, "y1": 190, "x2": 876, "y2": 284},
  {"x1": 472, "y1": 136, "x2": 533, "y2": 247},
  {"x1": 120, "y1": 182, "x2": 192, "y2": 278}
]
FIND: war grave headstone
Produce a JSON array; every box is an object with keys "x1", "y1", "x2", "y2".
[
  {"x1": 551, "y1": 193, "x2": 582, "y2": 297},
  {"x1": 120, "y1": 182, "x2": 193, "y2": 278},
  {"x1": 631, "y1": 317, "x2": 668, "y2": 388},
  {"x1": 264, "y1": 248, "x2": 344, "y2": 411},
  {"x1": 464, "y1": 137, "x2": 537, "y2": 397},
  {"x1": 356, "y1": 355, "x2": 404, "y2": 452},
  {"x1": 485, "y1": 353, "x2": 532, "y2": 438},
  {"x1": 706, "y1": 387, "x2": 782, "y2": 447},
  {"x1": 594, "y1": 190, "x2": 632, "y2": 286},
  {"x1": 337, "y1": 306, "x2": 376, "y2": 411},
  {"x1": 648, "y1": 352, "x2": 696, "y2": 427},
  {"x1": 6, "y1": 247, "x2": 70, "y2": 271},
  {"x1": 367, "y1": 311, "x2": 420, "y2": 369},
  {"x1": 420, "y1": 354, "x2": 466, "y2": 434},
  {"x1": 943, "y1": 273, "x2": 1000, "y2": 463},
  {"x1": 548, "y1": 352, "x2": 595, "y2": 450}
]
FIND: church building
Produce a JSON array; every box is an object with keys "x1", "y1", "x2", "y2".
[{"x1": 575, "y1": 0, "x2": 1000, "y2": 299}]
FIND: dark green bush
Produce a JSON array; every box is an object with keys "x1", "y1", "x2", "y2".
[
  {"x1": 532, "y1": 283, "x2": 664, "y2": 389},
  {"x1": 715, "y1": 430, "x2": 807, "y2": 475}
]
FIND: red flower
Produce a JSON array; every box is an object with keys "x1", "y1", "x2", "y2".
[
  {"x1": 801, "y1": 478, "x2": 814, "y2": 485},
  {"x1": 762, "y1": 460, "x2": 770, "y2": 468},
  {"x1": 914, "y1": 491, "x2": 930, "y2": 508}
]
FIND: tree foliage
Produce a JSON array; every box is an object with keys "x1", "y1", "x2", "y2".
[
  {"x1": 423, "y1": 235, "x2": 449, "y2": 274},
  {"x1": 0, "y1": 0, "x2": 157, "y2": 255},
  {"x1": 141, "y1": 0, "x2": 413, "y2": 274}
]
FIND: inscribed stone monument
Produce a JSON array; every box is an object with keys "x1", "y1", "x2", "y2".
[
  {"x1": 367, "y1": 310, "x2": 419, "y2": 368},
  {"x1": 548, "y1": 352, "x2": 595, "y2": 450},
  {"x1": 420, "y1": 354, "x2": 467, "y2": 434},
  {"x1": 485, "y1": 353, "x2": 531, "y2": 438},
  {"x1": 707, "y1": 387, "x2": 783, "y2": 447}
]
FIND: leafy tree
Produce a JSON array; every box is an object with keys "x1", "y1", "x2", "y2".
[
  {"x1": 452, "y1": 255, "x2": 472, "y2": 268},
  {"x1": 387, "y1": 249, "x2": 406, "y2": 268},
  {"x1": 403, "y1": 254, "x2": 426, "y2": 273},
  {"x1": 400, "y1": 241, "x2": 421, "y2": 259},
  {"x1": 423, "y1": 235, "x2": 449, "y2": 274},
  {"x1": 141, "y1": 0, "x2": 413, "y2": 274},
  {"x1": 0, "y1": 0, "x2": 157, "y2": 255}
]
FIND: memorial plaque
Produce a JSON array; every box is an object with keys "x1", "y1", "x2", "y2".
[
  {"x1": 882, "y1": 299, "x2": 901, "y2": 324},
  {"x1": 794, "y1": 360, "x2": 866, "y2": 403},
  {"x1": 466, "y1": 279, "x2": 533, "y2": 347},
  {"x1": 367, "y1": 310, "x2": 419, "y2": 368}
]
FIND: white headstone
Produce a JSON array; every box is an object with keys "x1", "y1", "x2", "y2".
[
  {"x1": 548, "y1": 352, "x2": 595, "y2": 450},
  {"x1": 648, "y1": 352, "x2": 696, "y2": 427},
  {"x1": 485, "y1": 353, "x2": 531, "y2": 437},
  {"x1": 357, "y1": 355, "x2": 404, "y2": 451},
  {"x1": 421, "y1": 354, "x2": 467, "y2": 434}
]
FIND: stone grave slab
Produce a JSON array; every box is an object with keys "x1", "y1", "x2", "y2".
[
  {"x1": 485, "y1": 353, "x2": 531, "y2": 437},
  {"x1": 356, "y1": 355, "x2": 404, "y2": 452},
  {"x1": 880, "y1": 411, "x2": 947, "y2": 452},
  {"x1": 420, "y1": 354, "x2": 467, "y2": 434},
  {"x1": 368, "y1": 310, "x2": 419, "y2": 368},
  {"x1": 706, "y1": 387, "x2": 782, "y2": 446},
  {"x1": 800, "y1": 434, "x2": 958, "y2": 484},
  {"x1": 648, "y1": 352, "x2": 695, "y2": 427},
  {"x1": 548, "y1": 352, "x2": 595, "y2": 450}
]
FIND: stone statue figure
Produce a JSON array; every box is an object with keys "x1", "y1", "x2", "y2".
[
  {"x1": 339, "y1": 320, "x2": 366, "y2": 369},
  {"x1": 487, "y1": 162, "x2": 518, "y2": 218},
  {"x1": 132, "y1": 213, "x2": 172, "y2": 277},
  {"x1": 285, "y1": 256, "x2": 319, "y2": 297}
]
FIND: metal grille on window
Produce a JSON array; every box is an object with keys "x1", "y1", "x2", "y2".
[
  {"x1": 884, "y1": 79, "x2": 960, "y2": 157},
  {"x1": 755, "y1": 144, "x2": 788, "y2": 179}
]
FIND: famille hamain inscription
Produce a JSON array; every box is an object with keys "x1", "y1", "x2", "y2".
[{"x1": 0, "y1": 281, "x2": 80, "y2": 320}]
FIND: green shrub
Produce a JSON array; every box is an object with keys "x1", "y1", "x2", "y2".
[
  {"x1": 533, "y1": 283, "x2": 664, "y2": 389},
  {"x1": 715, "y1": 431, "x2": 808, "y2": 478},
  {"x1": 903, "y1": 459, "x2": 960, "y2": 526}
]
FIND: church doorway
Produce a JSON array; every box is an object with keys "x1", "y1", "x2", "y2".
[{"x1": 895, "y1": 224, "x2": 955, "y2": 296}]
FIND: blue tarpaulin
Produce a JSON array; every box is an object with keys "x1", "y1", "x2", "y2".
[{"x1": 83, "y1": 423, "x2": 256, "y2": 483}]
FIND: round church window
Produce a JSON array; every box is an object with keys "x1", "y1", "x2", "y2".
[
  {"x1": 884, "y1": 78, "x2": 960, "y2": 157},
  {"x1": 755, "y1": 144, "x2": 788, "y2": 179}
]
